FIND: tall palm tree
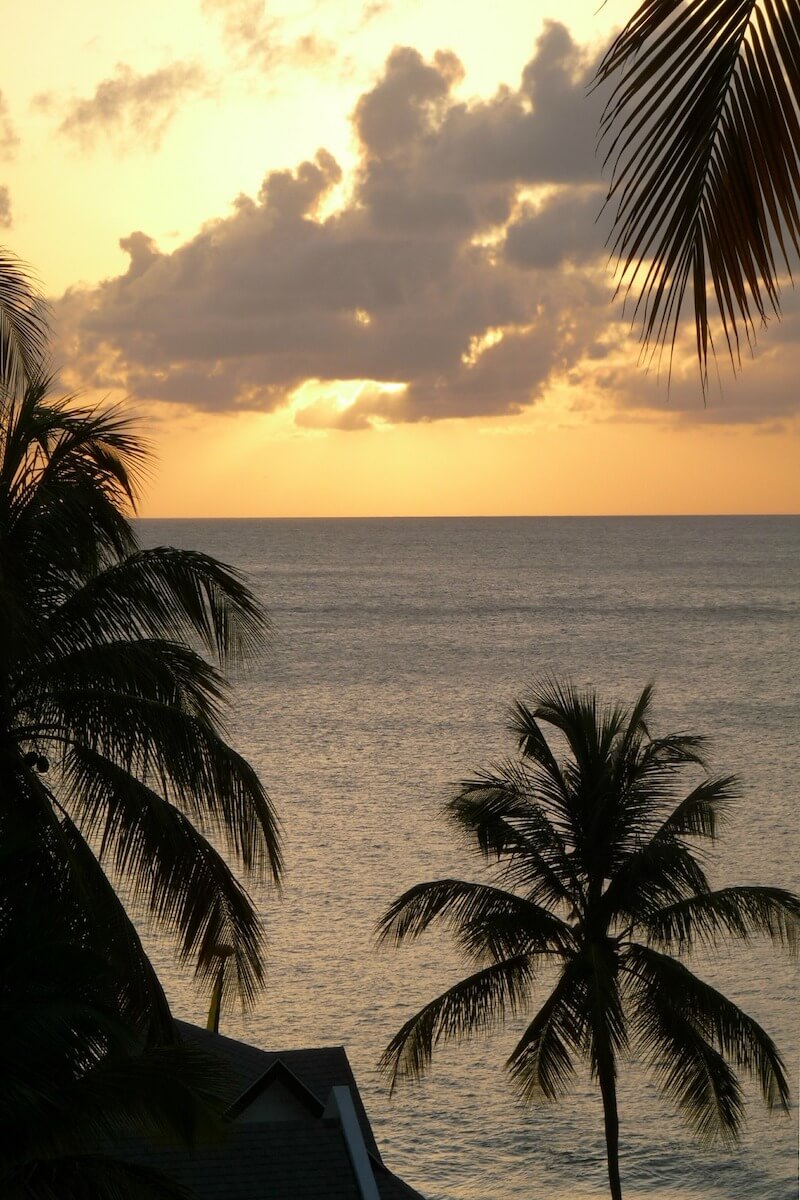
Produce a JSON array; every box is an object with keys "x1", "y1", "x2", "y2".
[
  {"x1": 377, "y1": 681, "x2": 800, "y2": 1200},
  {"x1": 0, "y1": 373, "x2": 282, "y2": 1039},
  {"x1": 596, "y1": 1, "x2": 800, "y2": 386}
]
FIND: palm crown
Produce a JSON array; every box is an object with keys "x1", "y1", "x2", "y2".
[
  {"x1": 378, "y1": 681, "x2": 799, "y2": 1200},
  {"x1": 0, "y1": 374, "x2": 282, "y2": 1039}
]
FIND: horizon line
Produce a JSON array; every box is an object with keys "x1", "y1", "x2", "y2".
[{"x1": 134, "y1": 511, "x2": 800, "y2": 520}]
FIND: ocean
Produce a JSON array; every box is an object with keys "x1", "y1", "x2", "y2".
[{"x1": 136, "y1": 516, "x2": 799, "y2": 1200}]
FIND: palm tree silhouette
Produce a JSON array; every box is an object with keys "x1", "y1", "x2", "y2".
[
  {"x1": 377, "y1": 680, "x2": 799, "y2": 1200},
  {"x1": 0, "y1": 374, "x2": 282, "y2": 1037},
  {"x1": 596, "y1": 0, "x2": 800, "y2": 386}
]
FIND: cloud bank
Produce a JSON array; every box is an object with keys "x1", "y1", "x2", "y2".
[{"x1": 56, "y1": 23, "x2": 798, "y2": 430}]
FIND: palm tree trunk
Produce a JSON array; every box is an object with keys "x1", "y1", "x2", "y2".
[{"x1": 597, "y1": 1056, "x2": 622, "y2": 1200}]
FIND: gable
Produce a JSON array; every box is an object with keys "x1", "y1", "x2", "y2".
[{"x1": 227, "y1": 1058, "x2": 324, "y2": 1124}]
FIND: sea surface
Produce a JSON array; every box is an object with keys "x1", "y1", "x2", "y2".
[{"x1": 135, "y1": 516, "x2": 799, "y2": 1200}]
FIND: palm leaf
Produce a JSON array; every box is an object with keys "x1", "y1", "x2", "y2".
[
  {"x1": 40, "y1": 547, "x2": 269, "y2": 669},
  {"x1": 507, "y1": 960, "x2": 589, "y2": 1101},
  {"x1": 640, "y1": 884, "x2": 800, "y2": 950},
  {"x1": 376, "y1": 877, "x2": 573, "y2": 962},
  {"x1": 54, "y1": 813, "x2": 175, "y2": 1040},
  {"x1": 447, "y1": 767, "x2": 536, "y2": 859},
  {"x1": 0, "y1": 249, "x2": 49, "y2": 397},
  {"x1": 656, "y1": 774, "x2": 738, "y2": 839},
  {"x1": 596, "y1": 0, "x2": 800, "y2": 383},
  {"x1": 66, "y1": 746, "x2": 267, "y2": 1010},
  {"x1": 28, "y1": 686, "x2": 281, "y2": 881},
  {"x1": 378, "y1": 955, "x2": 536, "y2": 1092},
  {"x1": 447, "y1": 767, "x2": 580, "y2": 910},
  {"x1": 625, "y1": 942, "x2": 789, "y2": 1136},
  {"x1": 2, "y1": 380, "x2": 143, "y2": 580},
  {"x1": 507, "y1": 699, "x2": 569, "y2": 794}
]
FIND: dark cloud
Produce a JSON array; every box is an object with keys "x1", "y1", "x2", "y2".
[
  {"x1": 57, "y1": 23, "x2": 791, "y2": 431},
  {"x1": 47, "y1": 62, "x2": 208, "y2": 150},
  {"x1": 58, "y1": 23, "x2": 618, "y2": 426},
  {"x1": 0, "y1": 185, "x2": 11, "y2": 228},
  {"x1": 503, "y1": 186, "x2": 608, "y2": 269}
]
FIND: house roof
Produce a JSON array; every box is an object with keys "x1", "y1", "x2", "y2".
[
  {"x1": 123, "y1": 1122, "x2": 369, "y2": 1200},
  {"x1": 175, "y1": 1020, "x2": 382, "y2": 1162},
  {"x1": 142, "y1": 1021, "x2": 429, "y2": 1200}
]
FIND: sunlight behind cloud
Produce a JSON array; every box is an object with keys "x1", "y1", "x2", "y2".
[{"x1": 2, "y1": 0, "x2": 797, "y2": 516}]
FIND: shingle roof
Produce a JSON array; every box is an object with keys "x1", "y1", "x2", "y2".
[
  {"x1": 175, "y1": 1021, "x2": 382, "y2": 1162},
  {"x1": 157, "y1": 1021, "x2": 428, "y2": 1200},
  {"x1": 124, "y1": 1123, "x2": 364, "y2": 1200}
]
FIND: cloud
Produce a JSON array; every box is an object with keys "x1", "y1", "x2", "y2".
[
  {"x1": 203, "y1": 0, "x2": 336, "y2": 72},
  {"x1": 58, "y1": 24, "x2": 617, "y2": 425},
  {"x1": 46, "y1": 62, "x2": 209, "y2": 150},
  {"x1": 590, "y1": 284, "x2": 800, "y2": 429},
  {"x1": 0, "y1": 185, "x2": 11, "y2": 227},
  {"x1": 55, "y1": 22, "x2": 795, "y2": 431},
  {"x1": 503, "y1": 187, "x2": 609, "y2": 270},
  {"x1": 0, "y1": 92, "x2": 19, "y2": 159}
]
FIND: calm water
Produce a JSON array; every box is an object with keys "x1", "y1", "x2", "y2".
[{"x1": 136, "y1": 517, "x2": 799, "y2": 1200}]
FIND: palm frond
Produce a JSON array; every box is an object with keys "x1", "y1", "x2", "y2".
[
  {"x1": 446, "y1": 767, "x2": 579, "y2": 910},
  {"x1": 507, "y1": 699, "x2": 569, "y2": 793},
  {"x1": 658, "y1": 775, "x2": 739, "y2": 839},
  {"x1": 55, "y1": 815, "x2": 175, "y2": 1041},
  {"x1": 31, "y1": 687, "x2": 281, "y2": 881},
  {"x1": 23, "y1": 638, "x2": 229, "y2": 727},
  {"x1": 9, "y1": 392, "x2": 147, "y2": 513},
  {"x1": 40, "y1": 547, "x2": 269, "y2": 669},
  {"x1": 376, "y1": 877, "x2": 573, "y2": 962},
  {"x1": 0, "y1": 248, "x2": 50, "y2": 397},
  {"x1": 447, "y1": 767, "x2": 538, "y2": 859},
  {"x1": 625, "y1": 941, "x2": 790, "y2": 1135},
  {"x1": 637, "y1": 996, "x2": 745, "y2": 1142},
  {"x1": 378, "y1": 955, "x2": 535, "y2": 1093},
  {"x1": 617, "y1": 682, "x2": 655, "y2": 755},
  {"x1": 67, "y1": 746, "x2": 268, "y2": 1010},
  {"x1": 640, "y1": 885, "x2": 800, "y2": 951},
  {"x1": 604, "y1": 835, "x2": 712, "y2": 928},
  {"x1": 3, "y1": 380, "x2": 143, "y2": 578},
  {"x1": 596, "y1": 0, "x2": 800, "y2": 382},
  {"x1": 507, "y1": 960, "x2": 589, "y2": 1101},
  {"x1": 526, "y1": 678, "x2": 626, "y2": 774}
]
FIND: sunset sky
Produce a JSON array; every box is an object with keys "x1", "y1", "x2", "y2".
[{"x1": 2, "y1": 0, "x2": 798, "y2": 516}]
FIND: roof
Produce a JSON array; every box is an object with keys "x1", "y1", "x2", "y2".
[
  {"x1": 175, "y1": 1020, "x2": 382, "y2": 1162},
  {"x1": 124, "y1": 1123, "x2": 368, "y2": 1200},
  {"x1": 127, "y1": 1020, "x2": 429, "y2": 1200}
]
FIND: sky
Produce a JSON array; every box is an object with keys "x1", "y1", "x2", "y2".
[{"x1": 2, "y1": 0, "x2": 798, "y2": 516}]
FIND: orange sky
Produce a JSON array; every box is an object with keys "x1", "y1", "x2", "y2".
[{"x1": 2, "y1": 0, "x2": 798, "y2": 516}]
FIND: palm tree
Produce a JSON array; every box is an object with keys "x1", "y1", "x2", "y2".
[
  {"x1": 595, "y1": 1, "x2": 800, "y2": 386},
  {"x1": 0, "y1": 372, "x2": 282, "y2": 1039},
  {"x1": 377, "y1": 680, "x2": 800, "y2": 1200}
]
